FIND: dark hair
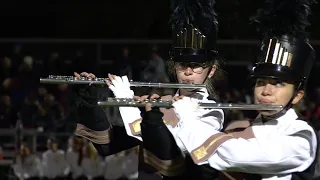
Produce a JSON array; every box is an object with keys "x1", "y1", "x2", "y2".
[{"x1": 166, "y1": 58, "x2": 227, "y2": 99}]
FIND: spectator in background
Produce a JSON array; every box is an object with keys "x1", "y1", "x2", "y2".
[
  {"x1": 4, "y1": 56, "x2": 39, "y2": 106},
  {"x1": 37, "y1": 86, "x2": 48, "y2": 103},
  {"x1": 11, "y1": 43, "x2": 24, "y2": 67},
  {"x1": 0, "y1": 94, "x2": 17, "y2": 128},
  {"x1": 45, "y1": 52, "x2": 63, "y2": 75},
  {"x1": 122, "y1": 147, "x2": 139, "y2": 180},
  {"x1": 19, "y1": 94, "x2": 40, "y2": 129},
  {"x1": 0, "y1": 57, "x2": 13, "y2": 83},
  {"x1": 42, "y1": 137, "x2": 70, "y2": 180},
  {"x1": 81, "y1": 142, "x2": 105, "y2": 180},
  {"x1": 35, "y1": 93, "x2": 64, "y2": 132},
  {"x1": 18, "y1": 56, "x2": 38, "y2": 89},
  {"x1": 65, "y1": 136, "x2": 86, "y2": 180},
  {"x1": 140, "y1": 45, "x2": 169, "y2": 83},
  {"x1": 55, "y1": 84, "x2": 71, "y2": 113},
  {"x1": 104, "y1": 151, "x2": 128, "y2": 180},
  {"x1": 117, "y1": 47, "x2": 133, "y2": 80},
  {"x1": 12, "y1": 143, "x2": 42, "y2": 180}
]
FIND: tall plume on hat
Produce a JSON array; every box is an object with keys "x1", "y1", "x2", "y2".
[
  {"x1": 170, "y1": 0, "x2": 219, "y2": 54},
  {"x1": 251, "y1": 0, "x2": 317, "y2": 39}
]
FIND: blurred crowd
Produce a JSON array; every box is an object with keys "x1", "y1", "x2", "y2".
[
  {"x1": 1, "y1": 44, "x2": 320, "y2": 179},
  {"x1": 12, "y1": 136, "x2": 139, "y2": 180},
  {"x1": 0, "y1": 44, "x2": 171, "y2": 132}
]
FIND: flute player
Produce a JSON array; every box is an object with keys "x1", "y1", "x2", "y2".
[
  {"x1": 71, "y1": 0, "x2": 227, "y2": 179},
  {"x1": 138, "y1": 0, "x2": 319, "y2": 179}
]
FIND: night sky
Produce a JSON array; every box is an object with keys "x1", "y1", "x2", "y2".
[{"x1": 0, "y1": 0, "x2": 319, "y2": 39}]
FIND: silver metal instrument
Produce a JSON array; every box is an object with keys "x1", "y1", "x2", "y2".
[
  {"x1": 40, "y1": 75, "x2": 206, "y2": 89},
  {"x1": 98, "y1": 98, "x2": 283, "y2": 111}
]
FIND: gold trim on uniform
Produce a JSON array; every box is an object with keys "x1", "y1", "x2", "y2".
[
  {"x1": 191, "y1": 126, "x2": 256, "y2": 163},
  {"x1": 191, "y1": 133, "x2": 234, "y2": 163},
  {"x1": 75, "y1": 123, "x2": 110, "y2": 144},
  {"x1": 129, "y1": 118, "x2": 143, "y2": 135},
  {"x1": 143, "y1": 149, "x2": 185, "y2": 177},
  {"x1": 129, "y1": 119, "x2": 169, "y2": 135},
  {"x1": 224, "y1": 120, "x2": 251, "y2": 131}
]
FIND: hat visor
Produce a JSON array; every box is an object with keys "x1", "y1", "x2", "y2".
[
  {"x1": 248, "y1": 64, "x2": 300, "y2": 82},
  {"x1": 169, "y1": 48, "x2": 217, "y2": 63}
]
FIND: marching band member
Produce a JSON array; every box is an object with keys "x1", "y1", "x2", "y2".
[
  {"x1": 167, "y1": 0, "x2": 319, "y2": 179},
  {"x1": 72, "y1": 1, "x2": 226, "y2": 180},
  {"x1": 112, "y1": 0, "x2": 225, "y2": 179},
  {"x1": 65, "y1": 136, "x2": 85, "y2": 180},
  {"x1": 81, "y1": 142, "x2": 105, "y2": 180},
  {"x1": 42, "y1": 137, "x2": 70, "y2": 180},
  {"x1": 72, "y1": 71, "x2": 140, "y2": 155},
  {"x1": 12, "y1": 143, "x2": 42, "y2": 180}
]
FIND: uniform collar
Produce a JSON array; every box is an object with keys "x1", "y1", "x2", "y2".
[{"x1": 254, "y1": 108, "x2": 298, "y2": 125}]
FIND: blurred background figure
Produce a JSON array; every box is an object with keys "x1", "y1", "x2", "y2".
[
  {"x1": 42, "y1": 137, "x2": 70, "y2": 180},
  {"x1": 0, "y1": 57, "x2": 13, "y2": 84},
  {"x1": 81, "y1": 142, "x2": 105, "y2": 180},
  {"x1": 140, "y1": 45, "x2": 168, "y2": 83},
  {"x1": 117, "y1": 47, "x2": 133, "y2": 80},
  {"x1": 12, "y1": 143, "x2": 42, "y2": 180},
  {"x1": 65, "y1": 136, "x2": 86, "y2": 180},
  {"x1": 122, "y1": 147, "x2": 138, "y2": 180},
  {"x1": 104, "y1": 151, "x2": 127, "y2": 180},
  {"x1": 0, "y1": 94, "x2": 17, "y2": 128}
]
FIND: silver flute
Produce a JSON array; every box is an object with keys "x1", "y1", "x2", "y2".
[
  {"x1": 39, "y1": 75, "x2": 206, "y2": 89},
  {"x1": 98, "y1": 98, "x2": 283, "y2": 111}
]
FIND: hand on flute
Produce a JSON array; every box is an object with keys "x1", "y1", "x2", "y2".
[
  {"x1": 106, "y1": 74, "x2": 134, "y2": 98},
  {"x1": 74, "y1": 72, "x2": 99, "y2": 87},
  {"x1": 135, "y1": 94, "x2": 164, "y2": 126}
]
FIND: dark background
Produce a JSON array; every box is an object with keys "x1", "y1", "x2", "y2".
[{"x1": 0, "y1": 0, "x2": 319, "y2": 39}]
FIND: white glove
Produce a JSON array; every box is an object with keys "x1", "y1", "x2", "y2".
[
  {"x1": 172, "y1": 97, "x2": 201, "y2": 127},
  {"x1": 108, "y1": 75, "x2": 134, "y2": 98},
  {"x1": 107, "y1": 75, "x2": 142, "y2": 140}
]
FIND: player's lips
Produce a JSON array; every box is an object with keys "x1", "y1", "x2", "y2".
[
  {"x1": 182, "y1": 80, "x2": 194, "y2": 84},
  {"x1": 258, "y1": 99, "x2": 274, "y2": 104}
]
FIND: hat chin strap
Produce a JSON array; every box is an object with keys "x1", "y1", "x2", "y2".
[{"x1": 261, "y1": 80, "x2": 304, "y2": 122}]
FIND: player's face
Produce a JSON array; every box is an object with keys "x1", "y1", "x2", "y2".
[
  {"x1": 254, "y1": 78, "x2": 304, "y2": 116},
  {"x1": 175, "y1": 62, "x2": 215, "y2": 95}
]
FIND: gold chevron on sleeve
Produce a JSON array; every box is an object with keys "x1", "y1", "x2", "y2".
[
  {"x1": 191, "y1": 133, "x2": 234, "y2": 163},
  {"x1": 129, "y1": 119, "x2": 169, "y2": 135},
  {"x1": 191, "y1": 126, "x2": 255, "y2": 163},
  {"x1": 129, "y1": 119, "x2": 142, "y2": 135}
]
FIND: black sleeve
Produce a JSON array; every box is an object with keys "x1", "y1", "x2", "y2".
[
  {"x1": 140, "y1": 108, "x2": 186, "y2": 178},
  {"x1": 72, "y1": 84, "x2": 110, "y2": 131},
  {"x1": 141, "y1": 108, "x2": 221, "y2": 180},
  {"x1": 72, "y1": 84, "x2": 139, "y2": 156},
  {"x1": 92, "y1": 126, "x2": 140, "y2": 156}
]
